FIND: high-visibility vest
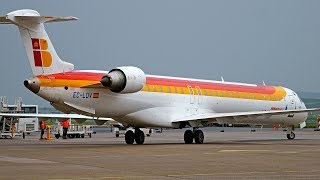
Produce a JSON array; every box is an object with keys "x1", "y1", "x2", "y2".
[
  {"x1": 40, "y1": 122, "x2": 45, "y2": 129},
  {"x1": 62, "y1": 121, "x2": 69, "y2": 128}
]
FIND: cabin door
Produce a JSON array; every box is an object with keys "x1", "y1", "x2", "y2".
[
  {"x1": 187, "y1": 85, "x2": 195, "y2": 104},
  {"x1": 288, "y1": 95, "x2": 296, "y2": 110},
  {"x1": 195, "y1": 86, "x2": 203, "y2": 105}
]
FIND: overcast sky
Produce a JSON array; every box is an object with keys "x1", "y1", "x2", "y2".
[{"x1": 0, "y1": 0, "x2": 319, "y2": 106}]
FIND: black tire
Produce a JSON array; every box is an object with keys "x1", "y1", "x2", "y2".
[
  {"x1": 55, "y1": 134, "x2": 60, "y2": 139},
  {"x1": 116, "y1": 133, "x2": 119, "y2": 137},
  {"x1": 22, "y1": 133, "x2": 25, "y2": 139},
  {"x1": 287, "y1": 132, "x2": 295, "y2": 140},
  {"x1": 88, "y1": 133, "x2": 92, "y2": 138},
  {"x1": 81, "y1": 134, "x2": 85, "y2": 138},
  {"x1": 76, "y1": 134, "x2": 80, "y2": 138},
  {"x1": 194, "y1": 130, "x2": 204, "y2": 144},
  {"x1": 184, "y1": 130, "x2": 194, "y2": 144},
  {"x1": 125, "y1": 130, "x2": 135, "y2": 144},
  {"x1": 135, "y1": 129, "x2": 145, "y2": 145}
]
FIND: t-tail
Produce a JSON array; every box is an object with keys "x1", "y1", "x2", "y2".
[{"x1": 0, "y1": 9, "x2": 76, "y2": 76}]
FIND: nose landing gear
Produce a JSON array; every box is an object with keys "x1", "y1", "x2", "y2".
[{"x1": 286, "y1": 125, "x2": 295, "y2": 140}]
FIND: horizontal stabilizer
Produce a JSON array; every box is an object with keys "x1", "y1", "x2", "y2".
[
  {"x1": 0, "y1": 16, "x2": 11, "y2": 24},
  {"x1": 0, "y1": 15, "x2": 77, "y2": 24}
]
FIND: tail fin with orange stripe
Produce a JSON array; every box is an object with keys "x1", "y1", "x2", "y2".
[{"x1": 0, "y1": 9, "x2": 76, "y2": 76}]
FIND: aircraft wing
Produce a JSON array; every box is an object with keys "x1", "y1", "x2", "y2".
[
  {"x1": 0, "y1": 113, "x2": 111, "y2": 120},
  {"x1": 0, "y1": 113, "x2": 113, "y2": 125},
  {"x1": 172, "y1": 108, "x2": 320, "y2": 123}
]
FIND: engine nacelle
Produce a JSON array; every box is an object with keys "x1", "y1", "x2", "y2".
[{"x1": 100, "y1": 66, "x2": 146, "y2": 93}]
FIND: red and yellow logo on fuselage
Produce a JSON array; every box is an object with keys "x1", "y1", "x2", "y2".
[{"x1": 31, "y1": 38, "x2": 52, "y2": 67}]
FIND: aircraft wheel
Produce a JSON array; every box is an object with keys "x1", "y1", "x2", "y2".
[
  {"x1": 125, "y1": 130, "x2": 135, "y2": 144},
  {"x1": 184, "y1": 130, "x2": 194, "y2": 144},
  {"x1": 287, "y1": 132, "x2": 295, "y2": 140},
  {"x1": 194, "y1": 130, "x2": 204, "y2": 144},
  {"x1": 135, "y1": 129, "x2": 145, "y2": 145}
]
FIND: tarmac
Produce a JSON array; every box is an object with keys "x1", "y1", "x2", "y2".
[{"x1": 1, "y1": 127, "x2": 320, "y2": 179}]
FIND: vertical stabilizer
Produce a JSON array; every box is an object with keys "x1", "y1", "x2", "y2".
[{"x1": 0, "y1": 9, "x2": 76, "y2": 76}]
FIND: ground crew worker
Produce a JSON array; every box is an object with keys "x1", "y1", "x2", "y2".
[
  {"x1": 61, "y1": 120, "x2": 70, "y2": 139},
  {"x1": 11, "y1": 121, "x2": 15, "y2": 138},
  {"x1": 317, "y1": 116, "x2": 320, "y2": 130},
  {"x1": 39, "y1": 120, "x2": 46, "y2": 140}
]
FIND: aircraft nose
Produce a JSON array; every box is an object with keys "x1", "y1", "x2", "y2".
[{"x1": 24, "y1": 78, "x2": 40, "y2": 94}]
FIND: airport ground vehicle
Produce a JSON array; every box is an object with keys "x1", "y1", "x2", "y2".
[
  {"x1": 112, "y1": 125, "x2": 152, "y2": 137},
  {"x1": 52, "y1": 124, "x2": 94, "y2": 139}
]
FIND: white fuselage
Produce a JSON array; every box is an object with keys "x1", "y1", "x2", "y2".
[{"x1": 35, "y1": 72, "x2": 308, "y2": 128}]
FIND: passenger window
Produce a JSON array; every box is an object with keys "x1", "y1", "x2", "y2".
[
  {"x1": 167, "y1": 86, "x2": 171, "y2": 93},
  {"x1": 174, "y1": 87, "x2": 177, "y2": 94},
  {"x1": 181, "y1": 87, "x2": 184, "y2": 94},
  {"x1": 153, "y1": 86, "x2": 156, "y2": 92}
]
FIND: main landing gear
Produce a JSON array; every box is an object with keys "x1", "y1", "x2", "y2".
[
  {"x1": 286, "y1": 125, "x2": 295, "y2": 140},
  {"x1": 125, "y1": 128, "x2": 145, "y2": 145},
  {"x1": 184, "y1": 128, "x2": 204, "y2": 144}
]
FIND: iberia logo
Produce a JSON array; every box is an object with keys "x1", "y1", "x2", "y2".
[{"x1": 31, "y1": 38, "x2": 52, "y2": 67}]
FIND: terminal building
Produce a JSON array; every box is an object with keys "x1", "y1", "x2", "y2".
[{"x1": 0, "y1": 96, "x2": 39, "y2": 138}]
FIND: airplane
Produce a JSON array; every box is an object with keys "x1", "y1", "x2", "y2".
[{"x1": 0, "y1": 9, "x2": 319, "y2": 145}]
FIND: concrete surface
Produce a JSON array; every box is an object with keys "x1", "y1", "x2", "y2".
[{"x1": 0, "y1": 128, "x2": 320, "y2": 179}]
